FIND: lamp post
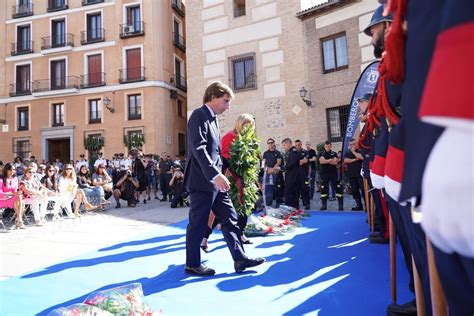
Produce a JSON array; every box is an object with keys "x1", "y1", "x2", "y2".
[
  {"x1": 299, "y1": 86, "x2": 315, "y2": 107},
  {"x1": 103, "y1": 96, "x2": 115, "y2": 113}
]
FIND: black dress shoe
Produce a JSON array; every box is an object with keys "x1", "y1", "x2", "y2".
[
  {"x1": 234, "y1": 257, "x2": 266, "y2": 273},
  {"x1": 200, "y1": 245, "x2": 209, "y2": 253},
  {"x1": 387, "y1": 299, "x2": 417, "y2": 315},
  {"x1": 185, "y1": 265, "x2": 215, "y2": 276}
]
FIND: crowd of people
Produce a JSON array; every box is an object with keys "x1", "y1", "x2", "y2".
[{"x1": 0, "y1": 150, "x2": 190, "y2": 229}]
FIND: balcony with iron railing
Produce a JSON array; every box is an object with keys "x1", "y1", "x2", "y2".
[
  {"x1": 11, "y1": 41, "x2": 34, "y2": 56},
  {"x1": 9, "y1": 82, "x2": 32, "y2": 97},
  {"x1": 80, "y1": 72, "x2": 106, "y2": 88},
  {"x1": 230, "y1": 73, "x2": 257, "y2": 92},
  {"x1": 47, "y1": 0, "x2": 68, "y2": 12},
  {"x1": 41, "y1": 33, "x2": 74, "y2": 50},
  {"x1": 82, "y1": 0, "x2": 104, "y2": 6},
  {"x1": 174, "y1": 75, "x2": 187, "y2": 92},
  {"x1": 12, "y1": 3, "x2": 33, "y2": 18},
  {"x1": 171, "y1": 0, "x2": 185, "y2": 17},
  {"x1": 119, "y1": 67, "x2": 145, "y2": 83},
  {"x1": 119, "y1": 21, "x2": 144, "y2": 38},
  {"x1": 173, "y1": 33, "x2": 186, "y2": 52},
  {"x1": 81, "y1": 28, "x2": 105, "y2": 45},
  {"x1": 32, "y1": 76, "x2": 80, "y2": 93}
]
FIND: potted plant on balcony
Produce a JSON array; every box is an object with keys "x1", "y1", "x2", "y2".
[{"x1": 123, "y1": 133, "x2": 145, "y2": 150}]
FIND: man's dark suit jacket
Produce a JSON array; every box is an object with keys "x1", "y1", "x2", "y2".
[{"x1": 184, "y1": 105, "x2": 222, "y2": 192}]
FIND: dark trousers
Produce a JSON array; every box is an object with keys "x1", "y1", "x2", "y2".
[
  {"x1": 204, "y1": 212, "x2": 248, "y2": 239},
  {"x1": 159, "y1": 173, "x2": 171, "y2": 196},
  {"x1": 433, "y1": 245, "x2": 474, "y2": 316},
  {"x1": 309, "y1": 169, "x2": 316, "y2": 199},
  {"x1": 320, "y1": 173, "x2": 342, "y2": 201},
  {"x1": 284, "y1": 180, "x2": 299, "y2": 209},
  {"x1": 170, "y1": 191, "x2": 188, "y2": 208},
  {"x1": 385, "y1": 195, "x2": 432, "y2": 312},
  {"x1": 300, "y1": 177, "x2": 310, "y2": 207},
  {"x1": 385, "y1": 194, "x2": 416, "y2": 295},
  {"x1": 371, "y1": 188, "x2": 388, "y2": 237},
  {"x1": 186, "y1": 190, "x2": 246, "y2": 267},
  {"x1": 349, "y1": 176, "x2": 365, "y2": 206},
  {"x1": 274, "y1": 172, "x2": 285, "y2": 204}
]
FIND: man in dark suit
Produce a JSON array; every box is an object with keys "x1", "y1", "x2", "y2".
[{"x1": 184, "y1": 81, "x2": 265, "y2": 276}]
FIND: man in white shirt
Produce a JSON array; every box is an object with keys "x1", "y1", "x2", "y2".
[{"x1": 94, "y1": 152, "x2": 107, "y2": 169}]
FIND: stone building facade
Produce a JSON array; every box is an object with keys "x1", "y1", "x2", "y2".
[
  {"x1": 185, "y1": 0, "x2": 309, "y2": 149},
  {"x1": 0, "y1": 0, "x2": 188, "y2": 163},
  {"x1": 186, "y1": 0, "x2": 379, "y2": 152}
]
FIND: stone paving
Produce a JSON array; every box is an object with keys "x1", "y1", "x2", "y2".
[{"x1": 0, "y1": 193, "x2": 359, "y2": 281}]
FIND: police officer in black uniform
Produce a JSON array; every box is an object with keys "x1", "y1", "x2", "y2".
[
  {"x1": 295, "y1": 140, "x2": 310, "y2": 210},
  {"x1": 262, "y1": 138, "x2": 284, "y2": 207},
  {"x1": 319, "y1": 141, "x2": 343, "y2": 210},
  {"x1": 344, "y1": 138, "x2": 365, "y2": 210},
  {"x1": 305, "y1": 142, "x2": 318, "y2": 200},
  {"x1": 281, "y1": 138, "x2": 300, "y2": 209}
]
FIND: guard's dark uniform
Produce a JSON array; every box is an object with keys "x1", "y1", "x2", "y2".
[
  {"x1": 319, "y1": 150, "x2": 343, "y2": 210},
  {"x1": 296, "y1": 148, "x2": 310, "y2": 210},
  {"x1": 283, "y1": 146, "x2": 300, "y2": 209}
]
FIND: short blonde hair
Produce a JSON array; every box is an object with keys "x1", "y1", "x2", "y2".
[{"x1": 234, "y1": 113, "x2": 255, "y2": 134}]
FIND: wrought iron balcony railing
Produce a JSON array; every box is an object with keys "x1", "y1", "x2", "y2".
[
  {"x1": 41, "y1": 33, "x2": 74, "y2": 50},
  {"x1": 12, "y1": 3, "x2": 33, "y2": 18},
  {"x1": 11, "y1": 41, "x2": 34, "y2": 56},
  {"x1": 47, "y1": 0, "x2": 68, "y2": 12},
  {"x1": 80, "y1": 72, "x2": 106, "y2": 88},
  {"x1": 173, "y1": 33, "x2": 186, "y2": 52},
  {"x1": 82, "y1": 0, "x2": 104, "y2": 6},
  {"x1": 119, "y1": 67, "x2": 145, "y2": 83},
  {"x1": 81, "y1": 28, "x2": 105, "y2": 45},
  {"x1": 9, "y1": 82, "x2": 32, "y2": 97},
  {"x1": 32, "y1": 76, "x2": 80, "y2": 93},
  {"x1": 119, "y1": 21, "x2": 144, "y2": 38},
  {"x1": 171, "y1": 0, "x2": 185, "y2": 17}
]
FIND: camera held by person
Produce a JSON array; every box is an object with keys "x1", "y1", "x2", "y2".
[{"x1": 169, "y1": 164, "x2": 188, "y2": 208}]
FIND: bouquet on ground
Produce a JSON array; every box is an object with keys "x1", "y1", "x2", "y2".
[{"x1": 47, "y1": 283, "x2": 161, "y2": 316}]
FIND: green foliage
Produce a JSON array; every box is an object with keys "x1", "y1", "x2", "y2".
[
  {"x1": 228, "y1": 125, "x2": 261, "y2": 217},
  {"x1": 123, "y1": 133, "x2": 145, "y2": 150},
  {"x1": 84, "y1": 136, "x2": 104, "y2": 151}
]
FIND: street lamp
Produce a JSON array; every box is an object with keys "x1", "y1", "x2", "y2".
[
  {"x1": 103, "y1": 96, "x2": 115, "y2": 113},
  {"x1": 299, "y1": 86, "x2": 315, "y2": 107}
]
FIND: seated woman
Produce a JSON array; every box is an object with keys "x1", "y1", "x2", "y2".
[
  {"x1": 40, "y1": 164, "x2": 66, "y2": 219},
  {"x1": 0, "y1": 163, "x2": 26, "y2": 229},
  {"x1": 19, "y1": 167, "x2": 49, "y2": 226},
  {"x1": 77, "y1": 165, "x2": 109, "y2": 206},
  {"x1": 58, "y1": 164, "x2": 98, "y2": 217},
  {"x1": 92, "y1": 164, "x2": 113, "y2": 201}
]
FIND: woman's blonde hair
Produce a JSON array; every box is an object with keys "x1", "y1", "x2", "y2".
[
  {"x1": 234, "y1": 113, "x2": 255, "y2": 134},
  {"x1": 61, "y1": 164, "x2": 76, "y2": 181}
]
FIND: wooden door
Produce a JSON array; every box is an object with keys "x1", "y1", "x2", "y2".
[
  {"x1": 88, "y1": 54, "x2": 101, "y2": 85},
  {"x1": 126, "y1": 48, "x2": 141, "y2": 80}
]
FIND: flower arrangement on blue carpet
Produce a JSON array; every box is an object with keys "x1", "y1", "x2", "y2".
[
  {"x1": 47, "y1": 283, "x2": 161, "y2": 316},
  {"x1": 245, "y1": 205, "x2": 310, "y2": 237}
]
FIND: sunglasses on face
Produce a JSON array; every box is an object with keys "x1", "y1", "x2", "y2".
[
  {"x1": 48, "y1": 170, "x2": 55, "y2": 172},
  {"x1": 66, "y1": 168, "x2": 73, "y2": 170},
  {"x1": 267, "y1": 142, "x2": 274, "y2": 145}
]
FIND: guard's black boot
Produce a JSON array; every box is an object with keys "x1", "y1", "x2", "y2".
[{"x1": 320, "y1": 199, "x2": 327, "y2": 211}]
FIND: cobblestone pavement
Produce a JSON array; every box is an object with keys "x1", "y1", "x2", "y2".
[{"x1": 0, "y1": 193, "x2": 360, "y2": 281}]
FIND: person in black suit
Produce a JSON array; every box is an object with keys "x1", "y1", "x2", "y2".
[{"x1": 183, "y1": 81, "x2": 265, "y2": 276}]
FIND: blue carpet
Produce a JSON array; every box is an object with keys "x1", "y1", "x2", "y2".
[{"x1": 0, "y1": 212, "x2": 412, "y2": 316}]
